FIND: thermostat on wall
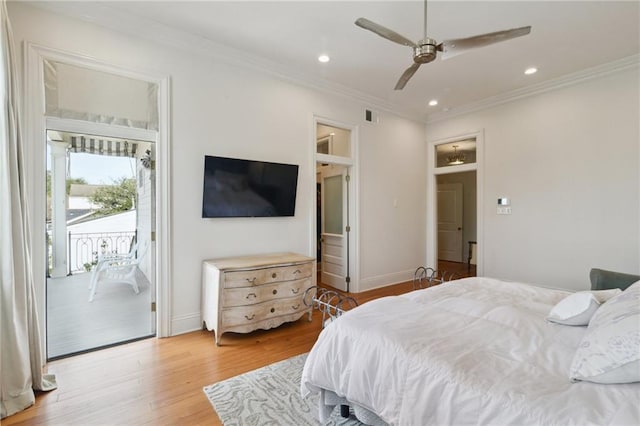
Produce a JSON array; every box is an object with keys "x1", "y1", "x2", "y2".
[{"x1": 497, "y1": 197, "x2": 512, "y2": 214}]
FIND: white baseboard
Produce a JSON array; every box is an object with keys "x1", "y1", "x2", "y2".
[
  {"x1": 170, "y1": 312, "x2": 202, "y2": 336},
  {"x1": 357, "y1": 269, "x2": 415, "y2": 292}
]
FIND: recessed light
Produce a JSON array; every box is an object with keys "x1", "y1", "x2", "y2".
[
  {"x1": 318, "y1": 55, "x2": 330, "y2": 63},
  {"x1": 524, "y1": 67, "x2": 538, "y2": 75},
  {"x1": 428, "y1": 99, "x2": 438, "y2": 106}
]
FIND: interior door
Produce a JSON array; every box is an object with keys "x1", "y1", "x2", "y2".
[
  {"x1": 437, "y1": 182, "x2": 464, "y2": 262},
  {"x1": 319, "y1": 165, "x2": 348, "y2": 291}
]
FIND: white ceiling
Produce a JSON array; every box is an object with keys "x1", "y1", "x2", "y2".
[{"x1": 32, "y1": 1, "x2": 640, "y2": 121}]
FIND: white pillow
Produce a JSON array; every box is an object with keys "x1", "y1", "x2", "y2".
[
  {"x1": 547, "y1": 289, "x2": 622, "y2": 326},
  {"x1": 569, "y1": 281, "x2": 640, "y2": 384}
]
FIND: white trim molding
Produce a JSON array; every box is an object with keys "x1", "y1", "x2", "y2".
[
  {"x1": 170, "y1": 312, "x2": 202, "y2": 336},
  {"x1": 359, "y1": 269, "x2": 416, "y2": 292},
  {"x1": 428, "y1": 55, "x2": 640, "y2": 123},
  {"x1": 29, "y1": 1, "x2": 425, "y2": 123},
  {"x1": 24, "y1": 43, "x2": 173, "y2": 354}
]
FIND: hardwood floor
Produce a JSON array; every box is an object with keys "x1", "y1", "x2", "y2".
[
  {"x1": 438, "y1": 260, "x2": 477, "y2": 279},
  {"x1": 4, "y1": 281, "x2": 415, "y2": 426}
]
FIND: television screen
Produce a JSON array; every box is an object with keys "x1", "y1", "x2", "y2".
[{"x1": 202, "y1": 155, "x2": 299, "y2": 218}]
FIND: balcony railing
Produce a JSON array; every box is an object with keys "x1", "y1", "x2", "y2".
[{"x1": 66, "y1": 231, "x2": 136, "y2": 274}]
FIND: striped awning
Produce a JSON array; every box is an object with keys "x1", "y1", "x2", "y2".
[{"x1": 69, "y1": 136, "x2": 138, "y2": 158}]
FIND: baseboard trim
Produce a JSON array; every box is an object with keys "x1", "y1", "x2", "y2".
[
  {"x1": 358, "y1": 269, "x2": 414, "y2": 292},
  {"x1": 170, "y1": 312, "x2": 202, "y2": 336}
]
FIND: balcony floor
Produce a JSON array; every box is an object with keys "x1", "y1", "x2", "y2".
[{"x1": 47, "y1": 270, "x2": 154, "y2": 359}]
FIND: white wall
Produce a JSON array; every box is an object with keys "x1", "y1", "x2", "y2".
[
  {"x1": 427, "y1": 68, "x2": 640, "y2": 290},
  {"x1": 9, "y1": 3, "x2": 426, "y2": 334},
  {"x1": 359, "y1": 114, "x2": 427, "y2": 289}
]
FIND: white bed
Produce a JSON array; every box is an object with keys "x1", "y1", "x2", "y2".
[{"x1": 300, "y1": 277, "x2": 640, "y2": 425}]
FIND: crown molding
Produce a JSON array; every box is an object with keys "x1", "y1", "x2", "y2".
[
  {"x1": 25, "y1": 3, "x2": 638, "y2": 127},
  {"x1": 29, "y1": 2, "x2": 427, "y2": 123},
  {"x1": 426, "y1": 54, "x2": 640, "y2": 124}
]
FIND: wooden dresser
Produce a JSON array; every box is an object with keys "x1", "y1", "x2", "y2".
[{"x1": 202, "y1": 252, "x2": 316, "y2": 345}]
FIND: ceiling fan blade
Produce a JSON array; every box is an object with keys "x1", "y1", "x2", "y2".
[
  {"x1": 395, "y1": 63, "x2": 421, "y2": 90},
  {"x1": 355, "y1": 18, "x2": 417, "y2": 48},
  {"x1": 439, "y1": 26, "x2": 531, "y2": 60}
]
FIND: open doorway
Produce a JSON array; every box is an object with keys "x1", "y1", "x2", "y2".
[
  {"x1": 428, "y1": 133, "x2": 482, "y2": 278},
  {"x1": 314, "y1": 121, "x2": 356, "y2": 292},
  {"x1": 46, "y1": 130, "x2": 156, "y2": 359},
  {"x1": 437, "y1": 172, "x2": 477, "y2": 277}
]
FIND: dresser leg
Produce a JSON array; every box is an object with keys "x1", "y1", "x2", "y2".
[
  {"x1": 307, "y1": 311, "x2": 313, "y2": 322},
  {"x1": 215, "y1": 333, "x2": 220, "y2": 346}
]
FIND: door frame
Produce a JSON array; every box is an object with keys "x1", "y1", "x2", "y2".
[
  {"x1": 426, "y1": 131, "x2": 484, "y2": 276},
  {"x1": 25, "y1": 43, "x2": 172, "y2": 362},
  {"x1": 310, "y1": 115, "x2": 359, "y2": 292}
]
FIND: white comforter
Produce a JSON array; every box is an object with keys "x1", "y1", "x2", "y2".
[{"x1": 300, "y1": 277, "x2": 640, "y2": 425}]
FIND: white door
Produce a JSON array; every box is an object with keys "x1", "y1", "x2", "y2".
[
  {"x1": 438, "y1": 183, "x2": 463, "y2": 262},
  {"x1": 319, "y1": 165, "x2": 348, "y2": 291}
]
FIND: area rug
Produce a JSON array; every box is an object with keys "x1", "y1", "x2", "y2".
[{"x1": 203, "y1": 353, "x2": 362, "y2": 425}]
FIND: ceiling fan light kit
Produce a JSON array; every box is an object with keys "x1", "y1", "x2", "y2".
[{"x1": 355, "y1": 0, "x2": 532, "y2": 90}]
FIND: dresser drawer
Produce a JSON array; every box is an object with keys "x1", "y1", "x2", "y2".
[
  {"x1": 222, "y1": 296, "x2": 306, "y2": 326},
  {"x1": 222, "y1": 278, "x2": 311, "y2": 307},
  {"x1": 223, "y1": 263, "x2": 313, "y2": 288}
]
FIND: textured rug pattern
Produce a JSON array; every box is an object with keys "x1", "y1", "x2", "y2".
[{"x1": 203, "y1": 353, "x2": 361, "y2": 425}]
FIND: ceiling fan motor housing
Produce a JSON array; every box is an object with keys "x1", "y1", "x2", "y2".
[{"x1": 414, "y1": 38, "x2": 438, "y2": 63}]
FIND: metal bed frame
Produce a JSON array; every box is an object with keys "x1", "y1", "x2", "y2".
[
  {"x1": 303, "y1": 286, "x2": 359, "y2": 328},
  {"x1": 413, "y1": 266, "x2": 459, "y2": 290}
]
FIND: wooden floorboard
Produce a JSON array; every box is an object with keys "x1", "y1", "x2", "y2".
[{"x1": 4, "y1": 280, "x2": 417, "y2": 425}]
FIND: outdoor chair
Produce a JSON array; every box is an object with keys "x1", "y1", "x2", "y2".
[{"x1": 88, "y1": 240, "x2": 147, "y2": 302}]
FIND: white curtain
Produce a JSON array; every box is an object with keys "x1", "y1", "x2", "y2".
[{"x1": 0, "y1": 0, "x2": 57, "y2": 418}]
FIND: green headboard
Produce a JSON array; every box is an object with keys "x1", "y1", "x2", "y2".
[{"x1": 590, "y1": 268, "x2": 640, "y2": 291}]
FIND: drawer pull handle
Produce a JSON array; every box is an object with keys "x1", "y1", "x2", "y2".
[
  {"x1": 270, "y1": 308, "x2": 275, "y2": 313},
  {"x1": 291, "y1": 288, "x2": 300, "y2": 294},
  {"x1": 245, "y1": 314, "x2": 255, "y2": 320},
  {"x1": 292, "y1": 304, "x2": 300, "y2": 310},
  {"x1": 246, "y1": 277, "x2": 257, "y2": 284},
  {"x1": 293, "y1": 269, "x2": 301, "y2": 274},
  {"x1": 271, "y1": 273, "x2": 277, "y2": 278},
  {"x1": 246, "y1": 293, "x2": 257, "y2": 299},
  {"x1": 272, "y1": 289, "x2": 278, "y2": 295}
]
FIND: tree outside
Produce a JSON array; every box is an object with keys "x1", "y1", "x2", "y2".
[{"x1": 89, "y1": 177, "x2": 137, "y2": 217}]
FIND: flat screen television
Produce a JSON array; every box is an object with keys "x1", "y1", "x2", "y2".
[{"x1": 202, "y1": 155, "x2": 299, "y2": 218}]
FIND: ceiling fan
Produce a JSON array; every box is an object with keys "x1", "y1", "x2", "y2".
[{"x1": 355, "y1": 0, "x2": 531, "y2": 90}]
